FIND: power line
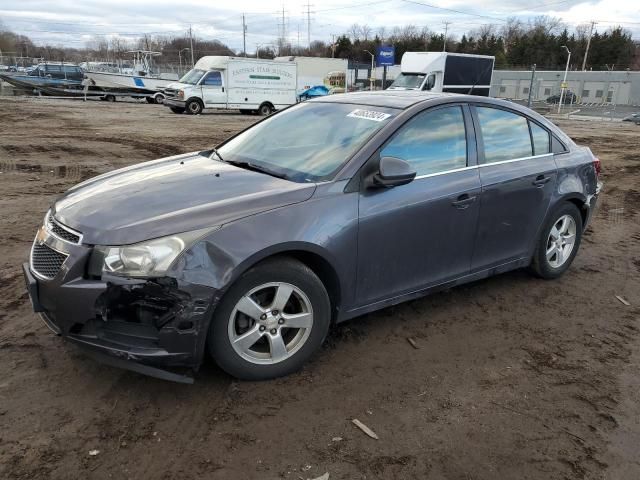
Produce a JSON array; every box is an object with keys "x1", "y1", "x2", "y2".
[{"x1": 400, "y1": 0, "x2": 507, "y2": 23}]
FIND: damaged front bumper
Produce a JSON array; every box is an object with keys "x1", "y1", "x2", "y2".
[{"x1": 22, "y1": 228, "x2": 218, "y2": 382}]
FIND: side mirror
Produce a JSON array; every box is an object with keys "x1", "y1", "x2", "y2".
[
  {"x1": 423, "y1": 74, "x2": 436, "y2": 91},
  {"x1": 371, "y1": 156, "x2": 416, "y2": 188}
]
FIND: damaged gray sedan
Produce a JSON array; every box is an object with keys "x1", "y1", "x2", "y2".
[{"x1": 24, "y1": 91, "x2": 601, "y2": 382}]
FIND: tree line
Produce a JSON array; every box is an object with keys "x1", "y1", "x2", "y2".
[{"x1": 1, "y1": 17, "x2": 638, "y2": 71}]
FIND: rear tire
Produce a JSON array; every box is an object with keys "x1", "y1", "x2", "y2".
[
  {"x1": 208, "y1": 258, "x2": 331, "y2": 380},
  {"x1": 258, "y1": 103, "x2": 274, "y2": 116},
  {"x1": 530, "y1": 202, "x2": 583, "y2": 279},
  {"x1": 170, "y1": 107, "x2": 185, "y2": 114},
  {"x1": 186, "y1": 99, "x2": 203, "y2": 115},
  {"x1": 145, "y1": 96, "x2": 155, "y2": 104}
]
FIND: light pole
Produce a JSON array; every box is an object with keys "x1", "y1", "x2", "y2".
[
  {"x1": 558, "y1": 45, "x2": 571, "y2": 114},
  {"x1": 364, "y1": 50, "x2": 375, "y2": 91},
  {"x1": 178, "y1": 48, "x2": 190, "y2": 75}
]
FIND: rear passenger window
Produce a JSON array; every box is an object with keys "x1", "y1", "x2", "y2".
[
  {"x1": 380, "y1": 106, "x2": 467, "y2": 176},
  {"x1": 476, "y1": 107, "x2": 532, "y2": 163},
  {"x1": 552, "y1": 136, "x2": 568, "y2": 154},
  {"x1": 529, "y1": 121, "x2": 550, "y2": 155}
]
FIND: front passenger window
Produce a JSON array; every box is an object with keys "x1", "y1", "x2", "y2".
[
  {"x1": 202, "y1": 72, "x2": 222, "y2": 86},
  {"x1": 380, "y1": 106, "x2": 467, "y2": 176}
]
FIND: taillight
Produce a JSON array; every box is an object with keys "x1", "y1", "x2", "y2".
[{"x1": 593, "y1": 157, "x2": 601, "y2": 178}]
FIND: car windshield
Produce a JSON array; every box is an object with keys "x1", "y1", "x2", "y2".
[
  {"x1": 390, "y1": 73, "x2": 426, "y2": 89},
  {"x1": 179, "y1": 69, "x2": 206, "y2": 85},
  {"x1": 216, "y1": 102, "x2": 397, "y2": 182}
]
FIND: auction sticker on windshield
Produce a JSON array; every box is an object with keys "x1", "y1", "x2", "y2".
[{"x1": 347, "y1": 109, "x2": 392, "y2": 122}]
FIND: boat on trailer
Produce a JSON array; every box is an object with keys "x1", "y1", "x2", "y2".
[{"x1": 85, "y1": 51, "x2": 178, "y2": 101}]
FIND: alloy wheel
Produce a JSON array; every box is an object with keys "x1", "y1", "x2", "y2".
[
  {"x1": 227, "y1": 282, "x2": 314, "y2": 365},
  {"x1": 546, "y1": 214, "x2": 577, "y2": 268}
]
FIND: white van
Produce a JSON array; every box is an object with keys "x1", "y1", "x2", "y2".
[
  {"x1": 164, "y1": 56, "x2": 297, "y2": 115},
  {"x1": 274, "y1": 56, "x2": 348, "y2": 94},
  {"x1": 388, "y1": 52, "x2": 495, "y2": 96}
]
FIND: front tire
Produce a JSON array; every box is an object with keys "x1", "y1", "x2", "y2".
[
  {"x1": 186, "y1": 99, "x2": 203, "y2": 115},
  {"x1": 208, "y1": 258, "x2": 331, "y2": 380},
  {"x1": 530, "y1": 202, "x2": 583, "y2": 279}
]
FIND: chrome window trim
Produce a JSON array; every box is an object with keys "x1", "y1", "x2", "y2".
[
  {"x1": 45, "y1": 210, "x2": 83, "y2": 245},
  {"x1": 478, "y1": 153, "x2": 553, "y2": 168},
  {"x1": 414, "y1": 165, "x2": 477, "y2": 180},
  {"x1": 412, "y1": 153, "x2": 553, "y2": 180}
]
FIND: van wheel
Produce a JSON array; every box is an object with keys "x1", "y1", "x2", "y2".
[
  {"x1": 208, "y1": 258, "x2": 330, "y2": 380},
  {"x1": 530, "y1": 202, "x2": 583, "y2": 279},
  {"x1": 186, "y1": 99, "x2": 203, "y2": 115},
  {"x1": 104, "y1": 94, "x2": 116, "y2": 102},
  {"x1": 145, "y1": 96, "x2": 155, "y2": 104},
  {"x1": 154, "y1": 94, "x2": 165, "y2": 105},
  {"x1": 258, "y1": 103, "x2": 274, "y2": 116}
]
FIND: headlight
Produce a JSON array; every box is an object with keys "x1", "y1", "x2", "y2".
[
  {"x1": 177, "y1": 90, "x2": 184, "y2": 99},
  {"x1": 91, "y1": 228, "x2": 213, "y2": 278}
]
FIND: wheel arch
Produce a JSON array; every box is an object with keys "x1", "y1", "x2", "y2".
[
  {"x1": 223, "y1": 242, "x2": 343, "y2": 323},
  {"x1": 556, "y1": 192, "x2": 589, "y2": 228}
]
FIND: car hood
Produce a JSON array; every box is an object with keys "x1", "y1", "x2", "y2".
[{"x1": 53, "y1": 152, "x2": 316, "y2": 245}]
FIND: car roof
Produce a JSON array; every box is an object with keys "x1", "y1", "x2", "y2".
[
  {"x1": 310, "y1": 90, "x2": 530, "y2": 111},
  {"x1": 309, "y1": 90, "x2": 466, "y2": 109}
]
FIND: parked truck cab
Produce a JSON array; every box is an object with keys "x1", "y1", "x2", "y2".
[{"x1": 388, "y1": 52, "x2": 495, "y2": 96}]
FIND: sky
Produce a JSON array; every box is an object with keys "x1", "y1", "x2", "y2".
[{"x1": 1, "y1": 0, "x2": 639, "y2": 53}]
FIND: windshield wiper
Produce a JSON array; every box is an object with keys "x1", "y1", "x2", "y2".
[
  {"x1": 210, "y1": 147, "x2": 224, "y2": 162},
  {"x1": 224, "y1": 160, "x2": 288, "y2": 180}
]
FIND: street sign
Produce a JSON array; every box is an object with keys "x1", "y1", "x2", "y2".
[
  {"x1": 376, "y1": 46, "x2": 395, "y2": 67},
  {"x1": 561, "y1": 81, "x2": 568, "y2": 88}
]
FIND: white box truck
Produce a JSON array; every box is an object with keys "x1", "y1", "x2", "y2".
[
  {"x1": 274, "y1": 56, "x2": 349, "y2": 94},
  {"x1": 387, "y1": 52, "x2": 495, "y2": 96},
  {"x1": 163, "y1": 56, "x2": 298, "y2": 115}
]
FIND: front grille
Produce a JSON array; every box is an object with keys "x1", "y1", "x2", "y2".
[
  {"x1": 47, "y1": 215, "x2": 81, "y2": 244},
  {"x1": 164, "y1": 88, "x2": 179, "y2": 99},
  {"x1": 31, "y1": 243, "x2": 68, "y2": 280}
]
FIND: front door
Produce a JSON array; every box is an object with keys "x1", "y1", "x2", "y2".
[
  {"x1": 356, "y1": 105, "x2": 481, "y2": 306},
  {"x1": 470, "y1": 105, "x2": 557, "y2": 271},
  {"x1": 199, "y1": 71, "x2": 226, "y2": 107}
]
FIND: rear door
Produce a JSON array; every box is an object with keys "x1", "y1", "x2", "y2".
[
  {"x1": 470, "y1": 105, "x2": 557, "y2": 271},
  {"x1": 356, "y1": 104, "x2": 481, "y2": 305},
  {"x1": 199, "y1": 71, "x2": 226, "y2": 107}
]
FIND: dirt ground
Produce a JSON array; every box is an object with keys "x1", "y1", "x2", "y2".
[{"x1": 0, "y1": 97, "x2": 639, "y2": 480}]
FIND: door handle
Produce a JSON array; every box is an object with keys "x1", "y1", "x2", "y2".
[
  {"x1": 451, "y1": 194, "x2": 477, "y2": 209},
  {"x1": 532, "y1": 175, "x2": 551, "y2": 187}
]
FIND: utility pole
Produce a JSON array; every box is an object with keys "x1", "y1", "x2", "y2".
[
  {"x1": 188, "y1": 25, "x2": 195, "y2": 67},
  {"x1": 581, "y1": 21, "x2": 597, "y2": 71},
  {"x1": 278, "y1": 6, "x2": 286, "y2": 55},
  {"x1": 527, "y1": 64, "x2": 536, "y2": 107},
  {"x1": 442, "y1": 21, "x2": 451, "y2": 52},
  {"x1": 242, "y1": 14, "x2": 247, "y2": 56},
  {"x1": 558, "y1": 46, "x2": 571, "y2": 114},
  {"x1": 305, "y1": 2, "x2": 313, "y2": 51}
]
